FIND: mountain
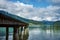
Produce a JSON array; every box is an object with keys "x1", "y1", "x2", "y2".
[
  {"x1": 24, "y1": 18, "x2": 54, "y2": 25},
  {"x1": 41, "y1": 21, "x2": 54, "y2": 25}
]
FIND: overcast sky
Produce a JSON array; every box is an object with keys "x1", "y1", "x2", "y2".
[{"x1": 0, "y1": 0, "x2": 60, "y2": 21}]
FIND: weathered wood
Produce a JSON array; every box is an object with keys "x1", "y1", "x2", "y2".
[
  {"x1": 18, "y1": 28, "x2": 20, "y2": 40},
  {"x1": 6, "y1": 27, "x2": 9, "y2": 40},
  {"x1": 0, "y1": 10, "x2": 29, "y2": 40},
  {"x1": 13, "y1": 27, "x2": 18, "y2": 40},
  {"x1": 0, "y1": 24, "x2": 20, "y2": 27},
  {"x1": 0, "y1": 14, "x2": 28, "y2": 26},
  {"x1": 0, "y1": 19, "x2": 27, "y2": 26}
]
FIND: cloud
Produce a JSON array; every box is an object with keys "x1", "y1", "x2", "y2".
[
  {"x1": 47, "y1": 0, "x2": 60, "y2": 6},
  {"x1": 29, "y1": 16, "x2": 42, "y2": 21},
  {"x1": 48, "y1": 0, "x2": 60, "y2": 3},
  {"x1": 0, "y1": 0, "x2": 34, "y2": 17},
  {"x1": 28, "y1": 6, "x2": 60, "y2": 21},
  {"x1": 0, "y1": 0, "x2": 60, "y2": 21}
]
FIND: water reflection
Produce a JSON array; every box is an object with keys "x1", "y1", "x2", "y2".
[
  {"x1": 0, "y1": 27, "x2": 29, "y2": 40},
  {"x1": 0, "y1": 27, "x2": 60, "y2": 40},
  {"x1": 28, "y1": 27, "x2": 60, "y2": 40}
]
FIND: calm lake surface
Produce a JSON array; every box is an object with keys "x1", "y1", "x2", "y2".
[
  {"x1": 0, "y1": 27, "x2": 60, "y2": 40},
  {"x1": 28, "y1": 27, "x2": 60, "y2": 40}
]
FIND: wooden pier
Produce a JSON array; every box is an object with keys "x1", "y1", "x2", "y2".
[{"x1": 0, "y1": 10, "x2": 29, "y2": 40}]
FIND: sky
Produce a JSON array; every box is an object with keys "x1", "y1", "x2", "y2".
[{"x1": 0, "y1": 0, "x2": 60, "y2": 21}]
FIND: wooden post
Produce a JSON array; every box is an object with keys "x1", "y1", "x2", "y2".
[
  {"x1": 19, "y1": 27, "x2": 21, "y2": 40},
  {"x1": 21, "y1": 26, "x2": 23, "y2": 40},
  {"x1": 6, "y1": 27, "x2": 9, "y2": 40},
  {"x1": 23, "y1": 26, "x2": 29, "y2": 40},
  {"x1": 13, "y1": 27, "x2": 18, "y2": 40},
  {"x1": 18, "y1": 28, "x2": 19, "y2": 40},
  {"x1": 17, "y1": 27, "x2": 20, "y2": 40}
]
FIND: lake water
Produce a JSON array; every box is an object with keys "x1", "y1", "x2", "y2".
[
  {"x1": 28, "y1": 27, "x2": 60, "y2": 40},
  {"x1": 0, "y1": 27, "x2": 60, "y2": 40}
]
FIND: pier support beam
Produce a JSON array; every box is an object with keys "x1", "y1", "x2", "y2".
[
  {"x1": 13, "y1": 27, "x2": 18, "y2": 40},
  {"x1": 6, "y1": 27, "x2": 9, "y2": 40}
]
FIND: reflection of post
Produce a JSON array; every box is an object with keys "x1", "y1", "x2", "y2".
[
  {"x1": 16, "y1": 27, "x2": 19, "y2": 40},
  {"x1": 19, "y1": 25, "x2": 29, "y2": 40},
  {"x1": 23, "y1": 26, "x2": 29, "y2": 40},
  {"x1": 6, "y1": 27, "x2": 9, "y2": 40},
  {"x1": 19, "y1": 27, "x2": 23, "y2": 40}
]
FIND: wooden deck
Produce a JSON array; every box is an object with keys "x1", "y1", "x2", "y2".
[{"x1": 0, "y1": 10, "x2": 29, "y2": 40}]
